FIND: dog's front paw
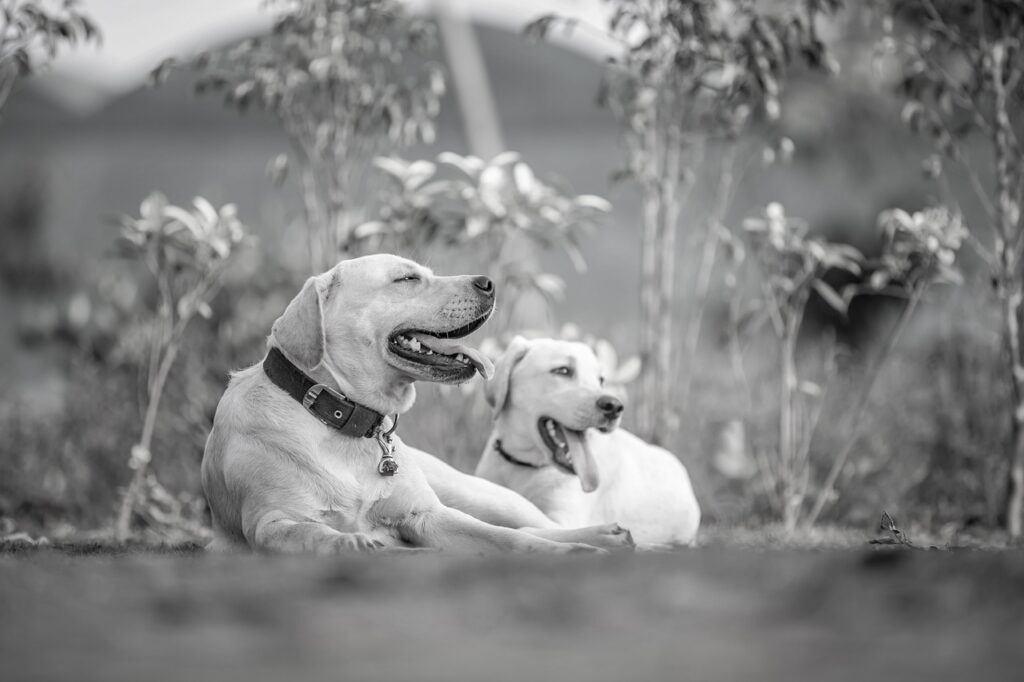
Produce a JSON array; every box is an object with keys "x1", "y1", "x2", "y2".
[
  {"x1": 322, "y1": 532, "x2": 385, "y2": 554},
  {"x1": 582, "y1": 523, "x2": 636, "y2": 552}
]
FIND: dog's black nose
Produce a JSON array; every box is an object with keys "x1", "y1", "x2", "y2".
[
  {"x1": 597, "y1": 395, "x2": 624, "y2": 418},
  {"x1": 472, "y1": 276, "x2": 494, "y2": 296}
]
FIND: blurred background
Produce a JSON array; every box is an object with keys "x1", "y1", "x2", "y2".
[{"x1": 0, "y1": 0, "x2": 1019, "y2": 546}]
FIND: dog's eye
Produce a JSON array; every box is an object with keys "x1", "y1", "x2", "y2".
[
  {"x1": 393, "y1": 274, "x2": 421, "y2": 283},
  {"x1": 551, "y1": 366, "x2": 573, "y2": 377}
]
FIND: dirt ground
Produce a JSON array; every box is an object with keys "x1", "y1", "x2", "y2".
[{"x1": 2, "y1": 543, "x2": 1023, "y2": 682}]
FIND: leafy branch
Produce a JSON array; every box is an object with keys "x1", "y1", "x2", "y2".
[
  {"x1": 153, "y1": 0, "x2": 444, "y2": 270},
  {"x1": 359, "y1": 151, "x2": 610, "y2": 331},
  {"x1": 0, "y1": 0, "x2": 98, "y2": 113},
  {"x1": 113, "y1": 193, "x2": 251, "y2": 541}
]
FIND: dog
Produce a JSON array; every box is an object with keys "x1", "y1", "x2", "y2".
[
  {"x1": 475, "y1": 336, "x2": 701, "y2": 548},
  {"x1": 202, "y1": 254, "x2": 632, "y2": 554}
]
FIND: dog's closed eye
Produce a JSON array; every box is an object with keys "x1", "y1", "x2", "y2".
[{"x1": 393, "y1": 274, "x2": 421, "y2": 283}]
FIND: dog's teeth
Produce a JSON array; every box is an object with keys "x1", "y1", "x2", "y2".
[{"x1": 409, "y1": 338, "x2": 421, "y2": 351}]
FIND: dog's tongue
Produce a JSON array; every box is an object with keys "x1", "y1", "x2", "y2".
[
  {"x1": 566, "y1": 428, "x2": 599, "y2": 493},
  {"x1": 411, "y1": 333, "x2": 495, "y2": 379}
]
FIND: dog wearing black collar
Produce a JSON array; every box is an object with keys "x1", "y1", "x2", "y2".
[
  {"x1": 201, "y1": 254, "x2": 633, "y2": 554},
  {"x1": 476, "y1": 336, "x2": 701, "y2": 548}
]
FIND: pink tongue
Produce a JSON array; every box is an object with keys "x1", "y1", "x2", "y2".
[
  {"x1": 410, "y1": 333, "x2": 494, "y2": 379},
  {"x1": 565, "y1": 429, "x2": 599, "y2": 493}
]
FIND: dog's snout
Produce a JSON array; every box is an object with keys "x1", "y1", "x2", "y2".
[
  {"x1": 472, "y1": 276, "x2": 495, "y2": 296},
  {"x1": 597, "y1": 395, "x2": 624, "y2": 418}
]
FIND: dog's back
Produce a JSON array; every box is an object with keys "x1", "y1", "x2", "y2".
[{"x1": 603, "y1": 430, "x2": 700, "y2": 546}]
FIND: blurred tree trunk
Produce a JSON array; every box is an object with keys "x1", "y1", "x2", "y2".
[
  {"x1": 435, "y1": 0, "x2": 503, "y2": 160},
  {"x1": 654, "y1": 132, "x2": 682, "y2": 442},
  {"x1": 635, "y1": 124, "x2": 691, "y2": 445},
  {"x1": 990, "y1": 44, "x2": 1024, "y2": 540},
  {"x1": 1001, "y1": 291, "x2": 1024, "y2": 539},
  {"x1": 637, "y1": 163, "x2": 661, "y2": 439}
]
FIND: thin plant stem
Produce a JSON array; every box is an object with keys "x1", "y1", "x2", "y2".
[
  {"x1": 114, "y1": 339, "x2": 182, "y2": 540},
  {"x1": 804, "y1": 286, "x2": 926, "y2": 527}
]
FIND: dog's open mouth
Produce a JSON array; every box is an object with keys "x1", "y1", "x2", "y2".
[
  {"x1": 538, "y1": 417, "x2": 600, "y2": 492},
  {"x1": 387, "y1": 313, "x2": 494, "y2": 382}
]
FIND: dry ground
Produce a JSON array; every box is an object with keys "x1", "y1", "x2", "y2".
[{"x1": 2, "y1": 540, "x2": 1023, "y2": 682}]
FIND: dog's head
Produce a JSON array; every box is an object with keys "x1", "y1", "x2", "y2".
[
  {"x1": 270, "y1": 254, "x2": 495, "y2": 414},
  {"x1": 485, "y1": 336, "x2": 623, "y2": 492}
]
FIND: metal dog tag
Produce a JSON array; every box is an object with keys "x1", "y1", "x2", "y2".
[
  {"x1": 376, "y1": 434, "x2": 398, "y2": 476},
  {"x1": 375, "y1": 415, "x2": 399, "y2": 476}
]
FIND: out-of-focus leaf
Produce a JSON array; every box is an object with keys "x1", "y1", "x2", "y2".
[
  {"x1": 438, "y1": 152, "x2": 485, "y2": 178},
  {"x1": 266, "y1": 153, "x2": 289, "y2": 186},
  {"x1": 534, "y1": 273, "x2": 565, "y2": 299},
  {"x1": 404, "y1": 160, "x2": 436, "y2": 190},
  {"x1": 163, "y1": 206, "x2": 202, "y2": 237},
  {"x1": 192, "y1": 197, "x2": 219, "y2": 227},
  {"x1": 354, "y1": 221, "x2": 388, "y2": 239},
  {"x1": 812, "y1": 279, "x2": 848, "y2": 315},
  {"x1": 574, "y1": 194, "x2": 612, "y2": 212},
  {"x1": 465, "y1": 213, "x2": 489, "y2": 238},
  {"x1": 490, "y1": 151, "x2": 521, "y2": 167}
]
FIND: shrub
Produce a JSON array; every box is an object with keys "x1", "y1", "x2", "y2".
[{"x1": 112, "y1": 193, "x2": 251, "y2": 540}]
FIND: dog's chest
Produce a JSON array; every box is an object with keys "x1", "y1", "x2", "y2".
[
  {"x1": 313, "y1": 434, "x2": 432, "y2": 528},
  {"x1": 315, "y1": 435, "x2": 396, "y2": 505}
]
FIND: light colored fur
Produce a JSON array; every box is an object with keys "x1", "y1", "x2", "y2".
[
  {"x1": 475, "y1": 337, "x2": 701, "y2": 548},
  {"x1": 202, "y1": 255, "x2": 632, "y2": 554}
]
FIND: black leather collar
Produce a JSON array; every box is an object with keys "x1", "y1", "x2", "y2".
[
  {"x1": 263, "y1": 347, "x2": 385, "y2": 439},
  {"x1": 494, "y1": 439, "x2": 578, "y2": 475},
  {"x1": 493, "y1": 439, "x2": 544, "y2": 469}
]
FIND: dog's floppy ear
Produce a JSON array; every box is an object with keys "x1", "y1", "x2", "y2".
[
  {"x1": 270, "y1": 272, "x2": 333, "y2": 369},
  {"x1": 485, "y1": 336, "x2": 531, "y2": 417}
]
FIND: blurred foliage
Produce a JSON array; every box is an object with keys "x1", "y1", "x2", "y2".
[
  {"x1": 725, "y1": 202, "x2": 966, "y2": 529},
  {"x1": 871, "y1": 206, "x2": 966, "y2": 292},
  {"x1": 737, "y1": 202, "x2": 863, "y2": 529},
  {"x1": 528, "y1": 0, "x2": 844, "y2": 444},
  {"x1": 0, "y1": 175, "x2": 53, "y2": 293},
  {"x1": 741, "y1": 202, "x2": 864, "y2": 319},
  {"x1": 4, "y1": 0, "x2": 1024, "y2": 545},
  {"x1": 153, "y1": 0, "x2": 445, "y2": 270},
  {"x1": 111, "y1": 193, "x2": 251, "y2": 541},
  {"x1": 360, "y1": 151, "x2": 610, "y2": 330},
  {"x1": 877, "y1": 0, "x2": 1024, "y2": 537},
  {"x1": 0, "y1": 0, "x2": 99, "y2": 113}
]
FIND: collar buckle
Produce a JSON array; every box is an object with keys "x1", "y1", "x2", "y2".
[{"x1": 302, "y1": 383, "x2": 342, "y2": 422}]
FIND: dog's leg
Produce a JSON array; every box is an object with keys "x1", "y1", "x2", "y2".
[
  {"x1": 405, "y1": 446, "x2": 558, "y2": 528},
  {"x1": 249, "y1": 510, "x2": 384, "y2": 555},
  {"x1": 404, "y1": 448, "x2": 634, "y2": 551},
  {"x1": 521, "y1": 524, "x2": 635, "y2": 551},
  {"x1": 401, "y1": 505, "x2": 601, "y2": 554}
]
